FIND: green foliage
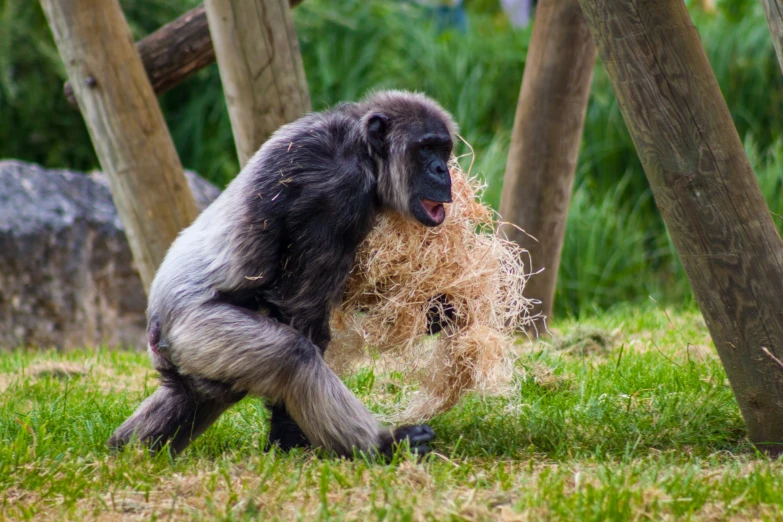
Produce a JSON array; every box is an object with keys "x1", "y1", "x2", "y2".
[
  {"x1": 0, "y1": 0, "x2": 92, "y2": 169},
  {"x1": 746, "y1": 136, "x2": 783, "y2": 225},
  {"x1": 554, "y1": 174, "x2": 691, "y2": 317},
  {"x1": 1, "y1": 0, "x2": 782, "y2": 319}
]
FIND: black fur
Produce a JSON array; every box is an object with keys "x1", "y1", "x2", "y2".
[{"x1": 109, "y1": 91, "x2": 458, "y2": 459}]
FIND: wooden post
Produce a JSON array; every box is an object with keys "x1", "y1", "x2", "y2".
[
  {"x1": 64, "y1": 6, "x2": 215, "y2": 109},
  {"x1": 40, "y1": 0, "x2": 200, "y2": 292},
  {"x1": 578, "y1": 0, "x2": 783, "y2": 456},
  {"x1": 761, "y1": 0, "x2": 783, "y2": 75},
  {"x1": 204, "y1": 0, "x2": 311, "y2": 167},
  {"x1": 498, "y1": 0, "x2": 596, "y2": 330},
  {"x1": 63, "y1": 1, "x2": 306, "y2": 108}
]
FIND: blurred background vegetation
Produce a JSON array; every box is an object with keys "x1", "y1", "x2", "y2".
[{"x1": 1, "y1": 0, "x2": 782, "y2": 319}]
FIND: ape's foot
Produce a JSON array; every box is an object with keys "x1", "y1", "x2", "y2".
[
  {"x1": 377, "y1": 424, "x2": 435, "y2": 460},
  {"x1": 266, "y1": 404, "x2": 310, "y2": 452}
]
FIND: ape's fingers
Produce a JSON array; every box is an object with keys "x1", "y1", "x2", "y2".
[{"x1": 393, "y1": 424, "x2": 435, "y2": 446}]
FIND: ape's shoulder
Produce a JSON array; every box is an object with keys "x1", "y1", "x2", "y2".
[
  {"x1": 264, "y1": 107, "x2": 367, "y2": 165},
  {"x1": 233, "y1": 107, "x2": 374, "y2": 203}
]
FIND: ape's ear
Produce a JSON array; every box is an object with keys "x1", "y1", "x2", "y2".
[{"x1": 366, "y1": 113, "x2": 388, "y2": 159}]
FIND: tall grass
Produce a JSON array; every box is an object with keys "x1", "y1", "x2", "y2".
[
  {"x1": 555, "y1": 175, "x2": 690, "y2": 317},
  {"x1": 1, "y1": 0, "x2": 781, "y2": 318},
  {"x1": 747, "y1": 136, "x2": 783, "y2": 223}
]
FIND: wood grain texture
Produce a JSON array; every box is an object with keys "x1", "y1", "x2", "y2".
[
  {"x1": 761, "y1": 0, "x2": 783, "y2": 75},
  {"x1": 204, "y1": 0, "x2": 311, "y2": 166},
  {"x1": 578, "y1": 0, "x2": 783, "y2": 455},
  {"x1": 41, "y1": 0, "x2": 200, "y2": 293},
  {"x1": 498, "y1": 0, "x2": 596, "y2": 330},
  {"x1": 64, "y1": 0, "x2": 305, "y2": 108}
]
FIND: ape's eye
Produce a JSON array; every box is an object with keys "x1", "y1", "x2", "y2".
[{"x1": 421, "y1": 144, "x2": 433, "y2": 151}]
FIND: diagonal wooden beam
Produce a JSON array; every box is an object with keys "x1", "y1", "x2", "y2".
[
  {"x1": 761, "y1": 0, "x2": 783, "y2": 76},
  {"x1": 42, "y1": 0, "x2": 200, "y2": 292},
  {"x1": 579, "y1": 0, "x2": 783, "y2": 457},
  {"x1": 498, "y1": 0, "x2": 596, "y2": 332},
  {"x1": 204, "y1": 0, "x2": 311, "y2": 167},
  {"x1": 64, "y1": 0, "x2": 304, "y2": 109}
]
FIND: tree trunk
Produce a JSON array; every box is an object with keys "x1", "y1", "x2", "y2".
[
  {"x1": 498, "y1": 0, "x2": 596, "y2": 330},
  {"x1": 204, "y1": 0, "x2": 311, "y2": 167},
  {"x1": 578, "y1": 0, "x2": 783, "y2": 456},
  {"x1": 63, "y1": 1, "x2": 306, "y2": 109},
  {"x1": 761, "y1": 0, "x2": 783, "y2": 75},
  {"x1": 40, "y1": 0, "x2": 200, "y2": 292}
]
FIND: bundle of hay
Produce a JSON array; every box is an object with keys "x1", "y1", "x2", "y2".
[{"x1": 329, "y1": 159, "x2": 533, "y2": 422}]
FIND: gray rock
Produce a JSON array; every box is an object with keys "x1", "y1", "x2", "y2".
[{"x1": 0, "y1": 160, "x2": 220, "y2": 350}]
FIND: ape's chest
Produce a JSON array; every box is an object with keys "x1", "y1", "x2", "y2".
[{"x1": 277, "y1": 222, "x2": 369, "y2": 296}]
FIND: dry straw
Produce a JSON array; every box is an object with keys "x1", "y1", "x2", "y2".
[{"x1": 328, "y1": 157, "x2": 534, "y2": 422}]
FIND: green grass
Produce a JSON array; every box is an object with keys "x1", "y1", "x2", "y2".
[{"x1": 2, "y1": 305, "x2": 782, "y2": 521}]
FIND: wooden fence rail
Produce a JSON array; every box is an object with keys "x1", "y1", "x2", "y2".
[{"x1": 63, "y1": 0, "x2": 304, "y2": 109}]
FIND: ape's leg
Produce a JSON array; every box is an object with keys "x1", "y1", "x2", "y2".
[
  {"x1": 266, "y1": 311, "x2": 331, "y2": 451},
  {"x1": 108, "y1": 367, "x2": 245, "y2": 456},
  {"x1": 168, "y1": 302, "x2": 434, "y2": 458},
  {"x1": 267, "y1": 403, "x2": 310, "y2": 450}
]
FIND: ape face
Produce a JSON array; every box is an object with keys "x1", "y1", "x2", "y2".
[
  {"x1": 407, "y1": 130, "x2": 453, "y2": 227},
  {"x1": 365, "y1": 109, "x2": 454, "y2": 227}
]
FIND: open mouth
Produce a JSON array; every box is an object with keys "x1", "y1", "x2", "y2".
[{"x1": 420, "y1": 198, "x2": 446, "y2": 225}]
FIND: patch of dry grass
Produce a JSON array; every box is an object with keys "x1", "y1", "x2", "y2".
[
  {"x1": 0, "y1": 356, "x2": 152, "y2": 396},
  {"x1": 6, "y1": 454, "x2": 783, "y2": 521}
]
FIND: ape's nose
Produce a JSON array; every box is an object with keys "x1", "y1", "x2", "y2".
[{"x1": 430, "y1": 160, "x2": 448, "y2": 176}]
